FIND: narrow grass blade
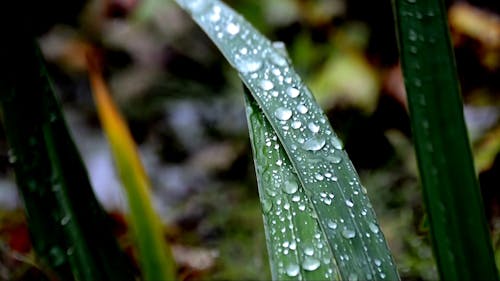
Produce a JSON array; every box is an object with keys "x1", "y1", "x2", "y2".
[
  {"x1": 175, "y1": 1, "x2": 400, "y2": 280},
  {"x1": 0, "y1": 28, "x2": 135, "y2": 280},
  {"x1": 245, "y1": 89, "x2": 340, "y2": 280},
  {"x1": 392, "y1": 0, "x2": 498, "y2": 280},
  {"x1": 87, "y1": 52, "x2": 177, "y2": 281}
]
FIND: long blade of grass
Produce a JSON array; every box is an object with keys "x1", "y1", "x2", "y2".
[
  {"x1": 0, "y1": 26, "x2": 135, "y2": 280},
  {"x1": 175, "y1": 0, "x2": 400, "y2": 280},
  {"x1": 87, "y1": 52, "x2": 177, "y2": 281},
  {"x1": 392, "y1": 0, "x2": 498, "y2": 280},
  {"x1": 245, "y1": 88, "x2": 340, "y2": 280}
]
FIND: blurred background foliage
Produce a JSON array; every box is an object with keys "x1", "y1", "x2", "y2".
[{"x1": 0, "y1": 0, "x2": 499, "y2": 280}]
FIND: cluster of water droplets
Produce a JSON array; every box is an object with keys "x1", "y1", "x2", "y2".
[
  {"x1": 247, "y1": 109, "x2": 339, "y2": 280},
  {"x1": 176, "y1": 0, "x2": 399, "y2": 279},
  {"x1": 398, "y1": 1, "x2": 438, "y2": 158}
]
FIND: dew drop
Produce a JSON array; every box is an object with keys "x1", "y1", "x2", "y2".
[
  {"x1": 342, "y1": 228, "x2": 356, "y2": 239},
  {"x1": 266, "y1": 186, "x2": 277, "y2": 197},
  {"x1": 261, "y1": 198, "x2": 272, "y2": 213},
  {"x1": 235, "y1": 59, "x2": 262, "y2": 73},
  {"x1": 283, "y1": 180, "x2": 299, "y2": 194},
  {"x1": 374, "y1": 259, "x2": 382, "y2": 267},
  {"x1": 274, "y1": 107, "x2": 292, "y2": 121},
  {"x1": 327, "y1": 220, "x2": 338, "y2": 230},
  {"x1": 326, "y1": 154, "x2": 342, "y2": 164},
  {"x1": 303, "y1": 136, "x2": 326, "y2": 151},
  {"x1": 291, "y1": 121, "x2": 302, "y2": 129},
  {"x1": 348, "y1": 273, "x2": 358, "y2": 281},
  {"x1": 302, "y1": 256, "x2": 321, "y2": 271},
  {"x1": 49, "y1": 247, "x2": 66, "y2": 267},
  {"x1": 368, "y1": 222, "x2": 380, "y2": 234},
  {"x1": 180, "y1": 0, "x2": 211, "y2": 14},
  {"x1": 308, "y1": 122, "x2": 320, "y2": 133},
  {"x1": 297, "y1": 104, "x2": 308, "y2": 114},
  {"x1": 272, "y1": 41, "x2": 288, "y2": 57},
  {"x1": 286, "y1": 87, "x2": 300, "y2": 98},
  {"x1": 226, "y1": 22, "x2": 240, "y2": 35},
  {"x1": 304, "y1": 246, "x2": 314, "y2": 256},
  {"x1": 260, "y1": 80, "x2": 274, "y2": 90},
  {"x1": 315, "y1": 173, "x2": 324, "y2": 181},
  {"x1": 7, "y1": 149, "x2": 17, "y2": 164},
  {"x1": 345, "y1": 199, "x2": 354, "y2": 208},
  {"x1": 361, "y1": 186, "x2": 368, "y2": 194},
  {"x1": 286, "y1": 263, "x2": 300, "y2": 277},
  {"x1": 60, "y1": 215, "x2": 71, "y2": 226},
  {"x1": 209, "y1": 11, "x2": 221, "y2": 22},
  {"x1": 409, "y1": 29, "x2": 417, "y2": 41},
  {"x1": 331, "y1": 138, "x2": 344, "y2": 149},
  {"x1": 269, "y1": 53, "x2": 288, "y2": 66}
]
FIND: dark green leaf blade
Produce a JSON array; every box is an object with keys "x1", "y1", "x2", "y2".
[
  {"x1": 175, "y1": 0, "x2": 400, "y2": 280},
  {"x1": 392, "y1": 0, "x2": 498, "y2": 280},
  {"x1": 245, "y1": 88, "x2": 340, "y2": 280},
  {"x1": 0, "y1": 27, "x2": 136, "y2": 281}
]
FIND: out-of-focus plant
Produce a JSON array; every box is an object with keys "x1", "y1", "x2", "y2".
[{"x1": 87, "y1": 51, "x2": 177, "y2": 281}]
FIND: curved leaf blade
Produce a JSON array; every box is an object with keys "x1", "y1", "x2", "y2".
[
  {"x1": 175, "y1": 0, "x2": 400, "y2": 280},
  {"x1": 245, "y1": 89, "x2": 340, "y2": 280}
]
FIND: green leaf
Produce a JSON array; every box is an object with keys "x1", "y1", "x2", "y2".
[
  {"x1": 392, "y1": 0, "x2": 498, "y2": 280},
  {"x1": 175, "y1": 0, "x2": 400, "y2": 280},
  {"x1": 245, "y1": 88, "x2": 340, "y2": 280},
  {"x1": 0, "y1": 25, "x2": 135, "y2": 281},
  {"x1": 88, "y1": 53, "x2": 177, "y2": 281}
]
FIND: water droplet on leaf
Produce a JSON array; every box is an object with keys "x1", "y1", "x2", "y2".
[
  {"x1": 226, "y1": 22, "x2": 240, "y2": 35},
  {"x1": 283, "y1": 180, "x2": 299, "y2": 194},
  {"x1": 286, "y1": 263, "x2": 300, "y2": 277},
  {"x1": 308, "y1": 122, "x2": 320, "y2": 133},
  {"x1": 331, "y1": 138, "x2": 344, "y2": 149},
  {"x1": 275, "y1": 107, "x2": 292, "y2": 121},
  {"x1": 345, "y1": 199, "x2": 354, "y2": 208},
  {"x1": 327, "y1": 220, "x2": 338, "y2": 229},
  {"x1": 368, "y1": 222, "x2": 379, "y2": 234},
  {"x1": 304, "y1": 246, "x2": 314, "y2": 256},
  {"x1": 235, "y1": 59, "x2": 262, "y2": 73},
  {"x1": 297, "y1": 104, "x2": 308, "y2": 114},
  {"x1": 342, "y1": 228, "x2": 356, "y2": 239},
  {"x1": 291, "y1": 121, "x2": 302, "y2": 129},
  {"x1": 286, "y1": 87, "x2": 300, "y2": 98},
  {"x1": 303, "y1": 136, "x2": 326, "y2": 151},
  {"x1": 261, "y1": 198, "x2": 272, "y2": 213},
  {"x1": 302, "y1": 256, "x2": 320, "y2": 271}
]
